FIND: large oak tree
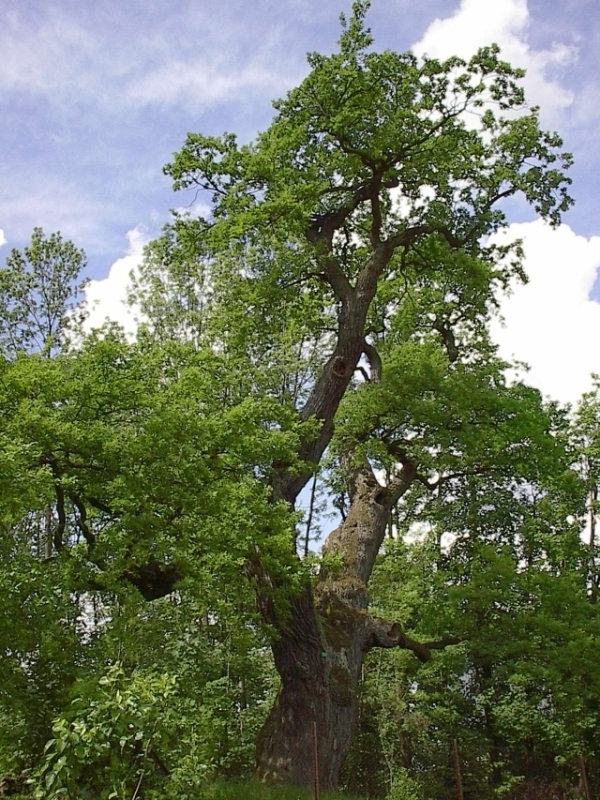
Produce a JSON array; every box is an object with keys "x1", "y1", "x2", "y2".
[{"x1": 134, "y1": 1, "x2": 573, "y2": 787}]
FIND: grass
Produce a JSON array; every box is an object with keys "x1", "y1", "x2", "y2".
[
  {"x1": 188, "y1": 779, "x2": 364, "y2": 800},
  {"x1": 4, "y1": 777, "x2": 366, "y2": 800}
]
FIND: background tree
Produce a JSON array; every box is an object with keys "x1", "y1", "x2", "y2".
[
  {"x1": 0, "y1": 227, "x2": 87, "y2": 358},
  {"x1": 0, "y1": 329, "x2": 297, "y2": 788},
  {"x1": 572, "y1": 376, "x2": 600, "y2": 602},
  {"x1": 344, "y1": 404, "x2": 600, "y2": 800}
]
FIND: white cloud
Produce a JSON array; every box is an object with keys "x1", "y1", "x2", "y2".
[
  {"x1": 412, "y1": 0, "x2": 575, "y2": 124},
  {"x1": 491, "y1": 220, "x2": 600, "y2": 405},
  {"x1": 0, "y1": 229, "x2": 6, "y2": 247},
  {"x1": 0, "y1": 12, "x2": 103, "y2": 96},
  {"x1": 126, "y1": 61, "x2": 293, "y2": 108},
  {"x1": 0, "y1": 6, "x2": 297, "y2": 110},
  {"x1": 83, "y1": 227, "x2": 148, "y2": 335}
]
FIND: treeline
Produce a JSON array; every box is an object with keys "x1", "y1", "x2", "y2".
[{"x1": 1, "y1": 229, "x2": 598, "y2": 800}]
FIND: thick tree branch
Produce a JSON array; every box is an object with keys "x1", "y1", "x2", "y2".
[
  {"x1": 306, "y1": 183, "x2": 372, "y2": 248},
  {"x1": 280, "y1": 292, "x2": 381, "y2": 500},
  {"x1": 321, "y1": 457, "x2": 417, "y2": 587},
  {"x1": 362, "y1": 339, "x2": 382, "y2": 383},
  {"x1": 122, "y1": 560, "x2": 183, "y2": 601},
  {"x1": 433, "y1": 318, "x2": 459, "y2": 363},
  {"x1": 87, "y1": 496, "x2": 115, "y2": 516},
  {"x1": 387, "y1": 223, "x2": 462, "y2": 252},
  {"x1": 356, "y1": 365, "x2": 371, "y2": 383},
  {"x1": 73, "y1": 558, "x2": 183, "y2": 602},
  {"x1": 363, "y1": 615, "x2": 461, "y2": 662},
  {"x1": 415, "y1": 465, "x2": 490, "y2": 491},
  {"x1": 388, "y1": 460, "x2": 418, "y2": 505},
  {"x1": 370, "y1": 174, "x2": 383, "y2": 247},
  {"x1": 320, "y1": 256, "x2": 354, "y2": 303}
]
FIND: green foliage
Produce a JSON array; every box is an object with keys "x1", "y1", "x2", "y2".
[
  {"x1": 0, "y1": 228, "x2": 87, "y2": 357},
  {"x1": 0, "y1": 331, "x2": 298, "y2": 781},
  {"x1": 174, "y1": 779, "x2": 363, "y2": 800},
  {"x1": 0, "y1": 4, "x2": 591, "y2": 798},
  {"x1": 0, "y1": 553, "x2": 82, "y2": 774},
  {"x1": 36, "y1": 664, "x2": 176, "y2": 799},
  {"x1": 0, "y1": 331, "x2": 303, "y2": 583},
  {"x1": 147, "y1": 0, "x2": 571, "y2": 420},
  {"x1": 386, "y1": 771, "x2": 421, "y2": 800},
  {"x1": 346, "y1": 425, "x2": 600, "y2": 799}
]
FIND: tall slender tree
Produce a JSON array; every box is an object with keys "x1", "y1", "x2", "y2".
[{"x1": 0, "y1": 228, "x2": 87, "y2": 358}]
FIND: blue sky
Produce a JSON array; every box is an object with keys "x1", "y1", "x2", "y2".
[{"x1": 2, "y1": 0, "x2": 600, "y2": 404}]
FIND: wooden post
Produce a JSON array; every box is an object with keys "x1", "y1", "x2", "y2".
[
  {"x1": 312, "y1": 721, "x2": 320, "y2": 800},
  {"x1": 579, "y1": 754, "x2": 592, "y2": 800},
  {"x1": 451, "y1": 738, "x2": 464, "y2": 800}
]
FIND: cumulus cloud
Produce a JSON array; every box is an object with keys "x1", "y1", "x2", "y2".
[
  {"x1": 0, "y1": 229, "x2": 6, "y2": 247},
  {"x1": 491, "y1": 220, "x2": 600, "y2": 406},
  {"x1": 412, "y1": 0, "x2": 575, "y2": 124},
  {"x1": 83, "y1": 227, "x2": 148, "y2": 335}
]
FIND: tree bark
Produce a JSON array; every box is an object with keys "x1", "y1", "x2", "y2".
[
  {"x1": 255, "y1": 582, "x2": 365, "y2": 789},
  {"x1": 255, "y1": 462, "x2": 447, "y2": 789}
]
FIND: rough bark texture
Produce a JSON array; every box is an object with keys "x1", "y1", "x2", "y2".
[{"x1": 255, "y1": 464, "x2": 433, "y2": 789}]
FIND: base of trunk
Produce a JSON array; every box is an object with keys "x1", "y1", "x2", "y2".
[{"x1": 255, "y1": 581, "x2": 368, "y2": 789}]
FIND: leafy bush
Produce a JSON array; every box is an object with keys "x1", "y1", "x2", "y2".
[{"x1": 35, "y1": 663, "x2": 176, "y2": 799}]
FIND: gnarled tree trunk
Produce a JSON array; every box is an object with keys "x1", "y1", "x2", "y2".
[{"x1": 255, "y1": 463, "x2": 446, "y2": 789}]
